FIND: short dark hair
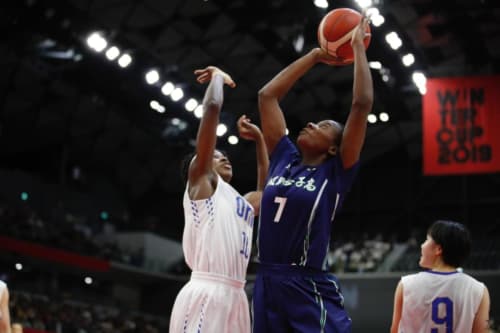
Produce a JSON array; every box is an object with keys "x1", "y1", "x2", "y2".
[
  {"x1": 428, "y1": 220, "x2": 471, "y2": 267},
  {"x1": 333, "y1": 122, "x2": 344, "y2": 148}
]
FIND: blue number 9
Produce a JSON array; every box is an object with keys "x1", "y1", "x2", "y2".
[{"x1": 431, "y1": 297, "x2": 453, "y2": 333}]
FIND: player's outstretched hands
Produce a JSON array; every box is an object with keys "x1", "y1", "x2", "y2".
[
  {"x1": 314, "y1": 47, "x2": 340, "y2": 66},
  {"x1": 194, "y1": 66, "x2": 236, "y2": 88},
  {"x1": 237, "y1": 115, "x2": 261, "y2": 141},
  {"x1": 351, "y1": 14, "x2": 370, "y2": 48}
]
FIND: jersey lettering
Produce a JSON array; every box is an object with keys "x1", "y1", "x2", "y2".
[
  {"x1": 236, "y1": 196, "x2": 254, "y2": 227},
  {"x1": 267, "y1": 176, "x2": 316, "y2": 191}
]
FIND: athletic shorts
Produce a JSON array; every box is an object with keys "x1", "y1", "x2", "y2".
[
  {"x1": 169, "y1": 271, "x2": 251, "y2": 333},
  {"x1": 252, "y1": 263, "x2": 352, "y2": 333}
]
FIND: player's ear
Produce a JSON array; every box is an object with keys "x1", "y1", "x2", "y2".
[
  {"x1": 435, "y1": 244, "x2": 443, "y2": 257},
  {"x1": 328, "y1": 144, "x2": 338, "y2": 156}
]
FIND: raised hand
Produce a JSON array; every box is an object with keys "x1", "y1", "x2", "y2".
[
  {"x1": 314, "y1": 47, "x2": 342, "y2": 66},
  {"x1": 237, "y1": 114, "x2": 261, "y2": 141},
  {"x1": 194, "y1": 66, "x2": 236, "y2": 88},
  {"x1": 351, "y1": 14, "x2": 370, "y2": 47}
]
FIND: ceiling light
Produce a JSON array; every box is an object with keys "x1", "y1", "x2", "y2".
[
  {"x1": 105, "y1": 46, "x2": 120, "y2": 61},
  {"x1": 118, "y1": 53, "x2": 132, "y2": 68},
  {"x1": 145, "y1": 70, "x2": 160, "y2": 85}
]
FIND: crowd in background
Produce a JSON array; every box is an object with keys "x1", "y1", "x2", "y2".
[
  {"x1": 1, "y1": 198, "x2": 499, "y2": 332},
  {"x1": 9, "y1": 291, "x2": 164, "y2": 333}
]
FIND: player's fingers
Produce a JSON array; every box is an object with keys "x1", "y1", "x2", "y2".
[
  {"x1": 194, "y1": 68, "x2": 208, "y2": 75},
  {"x1": 197, "y1": 73, "x2": 210, "y2": 82}
]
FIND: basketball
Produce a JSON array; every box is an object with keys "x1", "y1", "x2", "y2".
[{"x1": 317, "y1": 8, "x2": 371, "y2": 65}]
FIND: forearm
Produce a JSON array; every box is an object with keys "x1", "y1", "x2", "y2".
[
  {"x1": 351, "y1": 42, "x2": 373, "y2": 110},
  {"x1": 194, "y1": 73, "x2": 225, "y2": 172},
  {"x1": 258, "y1": 49, "x2": 319, "y2": 100},
  {"x1": 254, "y1": 132, "x2": 269, "y2": 191},
  {"x1": 202, "y1": 73, "x2": 225, "y2": 110}
]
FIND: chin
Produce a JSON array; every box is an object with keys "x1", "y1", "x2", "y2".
[
  {"x1": 296, "y1": 136, "x2": 309, "y2": 151},
  {"x1": 418, "y1": 259, "x2": 430, "y2": 270},
  {"x1": 220, "y1": 171, "x2": 232, "y2": 183}
]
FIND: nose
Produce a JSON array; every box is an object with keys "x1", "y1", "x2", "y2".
[{"x1": 306, "y1": 122, "x2": 316, "y2": 129}]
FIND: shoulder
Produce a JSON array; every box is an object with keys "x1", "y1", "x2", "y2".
[
  {"x1": 270, "y1": 136, "x2": 299, "y2": 162},
  {"x1": 401, "y1": 272, "x2": 420, "y2": 283},
  {"x1": 459, "y1": 272, "x2": 486, "y2": 288}
]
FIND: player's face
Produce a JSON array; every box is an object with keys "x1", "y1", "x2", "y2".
[
  {"x1": 419, "y1": 235, "x2": 441, "y2": 269},
  {"x1": 297, "y1": 120, "x2": 341, "y2": 156},
  {"x1": 213, "y1": 150, "x2": 232, "y2": 182}
]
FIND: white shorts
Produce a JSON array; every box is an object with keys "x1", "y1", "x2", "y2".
[{"x1": 169, "y1": 271, "x2": 250, "y2": 333}]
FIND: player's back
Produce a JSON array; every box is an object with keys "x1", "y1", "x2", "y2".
[{"x1": 399, "y1": 270, "x2": 485, "y2": 333}]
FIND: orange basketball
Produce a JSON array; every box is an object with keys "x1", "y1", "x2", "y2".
[{"x1": 317, "y1": 8, "x2": 371, "y2": 65}]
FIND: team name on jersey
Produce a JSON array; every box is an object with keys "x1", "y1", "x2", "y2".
[
  {"x1": 267, "y1": 176, "x2": 317, "y2": 191},
  {"x1": 236, "y1": 196, "x2": 254, "y2": 227}
]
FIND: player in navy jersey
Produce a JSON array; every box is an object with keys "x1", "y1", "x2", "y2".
[{"x1": 252, "y1": 16, "x2": 373, "y2": 333}]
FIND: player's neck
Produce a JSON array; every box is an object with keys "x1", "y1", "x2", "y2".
[
  {"x1": 431, "y1": 261, "x2": 457, "y2": 273},
  {"x1": 300, "y1": 152, "x2": 328, "y2": 166}
]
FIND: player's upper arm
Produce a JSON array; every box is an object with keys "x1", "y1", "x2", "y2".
[
  {"x1": 258, "y1": 90, "x2": 287, "y2": 155},
  {"x1": 0, "y1": 287, "x2": 11, "y2": 333},
  {"x1": 244, "y1": 191, "x2": 262, "y2": 216},
  {"x1": 390, "y1": 280, "x2": 403, "y2": 333},
  {"x1": 472, "y1": 286, "x2": 490, "y2": 333}
]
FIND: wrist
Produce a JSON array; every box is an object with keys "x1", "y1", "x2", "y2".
[
  {"x1": 310, "y1": 48, "x2": 322, "y2": 61},
  {"x1": 351, "y1": 40, "x2": 365, "y2": 49}
]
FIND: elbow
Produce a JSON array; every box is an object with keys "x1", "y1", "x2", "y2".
[
  {"x1": 258, "y1": 87, "x2": 269, "y2": 101},
  {"x1": 258, "y1": 85, "x2": 277, "y2": 102}
]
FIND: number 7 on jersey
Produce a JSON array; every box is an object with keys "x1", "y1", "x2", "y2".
[{"x1": 273, "y1": 196, "x2": 287, "y2": 223}]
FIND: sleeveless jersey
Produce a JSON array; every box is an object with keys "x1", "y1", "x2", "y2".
[
  {"x1": 398, "y1": 270, "x2": 485, "y2": 333},
  {"x1": 169, "y1": 175, "x2": 254, "y2": 333},
  {"x1": 257, "y1": 136, "x2": 359, "y2": 270},
  {"x1": 181, "y1": 175, "x2": 254, "y2": 278}
]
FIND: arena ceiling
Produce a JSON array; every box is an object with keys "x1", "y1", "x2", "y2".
[{"x1": 1, "y1": 0, "x2": 499, "y2": 239}]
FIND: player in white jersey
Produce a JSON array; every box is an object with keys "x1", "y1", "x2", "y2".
[
  {"x1": 390, "y1": 220, "x2": 491, "y2": 333},
  {"x1": 0, "y1": 280, "x2": 12, "y2": 333},
  {"x1": 169, "y1": 66, "x2": 268, "y2": 333}
]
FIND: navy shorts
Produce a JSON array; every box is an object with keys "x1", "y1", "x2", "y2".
[{"x1": 252, "y1": 263, "x2": 352, "y2": 333}]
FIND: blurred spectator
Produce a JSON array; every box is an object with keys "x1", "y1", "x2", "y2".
[{"x1": 9, "y1": 292, "x2": 165, "y2": 333}]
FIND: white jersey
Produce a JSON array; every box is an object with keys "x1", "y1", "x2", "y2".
[
  {"x1": 169, "y1": 175, "x2": 254, "y2": 333},
  {"x1": 398, "y1": 270, "x2": 485, "y2": 333},
  {"x1": 0, "y1": 280, "x2": 6, "y2": 300}
]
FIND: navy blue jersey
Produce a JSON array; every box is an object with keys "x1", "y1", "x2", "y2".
[{"x1": 257, "y1": 136, "x2": 359, "y2": 270}]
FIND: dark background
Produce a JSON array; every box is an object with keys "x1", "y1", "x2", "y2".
[
  {"x1": 0, "y1": 1, "x2": 499, "y2": 331},
  {"x1": 1, "y1": 0, "x2": 499, "y2": 241}
]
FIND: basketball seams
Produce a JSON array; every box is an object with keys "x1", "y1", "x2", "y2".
[{"x1": 317, "y1": 8, "x2": 370, "y2": 65}]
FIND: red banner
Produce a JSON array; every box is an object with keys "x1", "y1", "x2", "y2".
[
  {"x1": 423, "y1": 75, "x2": 500, "y2": 175},
  {"x1": 0, "y1": 235, "x2": 110, "y2": 272}
]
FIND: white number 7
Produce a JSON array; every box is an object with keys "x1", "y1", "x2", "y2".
[{"x1": 273, "y1": 196, "x2": 287, "y2": 223}]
